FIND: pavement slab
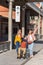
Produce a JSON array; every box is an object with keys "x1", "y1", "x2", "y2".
[
  {"x1": 24, "y1": 49, "x2": 43, "y2": 65},
  {"x1": 0, "y1": 43, "x2": 43, "y2": 65},
  {"x1": 0, "y1": 50, "x2": 27, "y2": 65}
]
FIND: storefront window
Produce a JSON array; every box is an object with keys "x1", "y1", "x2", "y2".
[
  {"x1": 13, "y1": 28, "x2": 17, "y2": 34},
  {"x1": 5, "y1": 27, "x2": 8, "y2": 34}
]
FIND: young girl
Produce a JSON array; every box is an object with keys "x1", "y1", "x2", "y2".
[
  {"x1": 26, "y1": 26, "x2": 38, "y2": 58},
  {"x1": 14, "y1": 29, "x2": 22, "y2": 57},
  {"x1": 18, "y1": 39, "x2": 27, "y2": 59}
]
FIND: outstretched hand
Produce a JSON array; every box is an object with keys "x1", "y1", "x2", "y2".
[{"x1": 33, "y1": 25, "x2": 38, "y2": 35}]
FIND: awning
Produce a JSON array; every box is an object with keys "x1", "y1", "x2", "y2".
[
  {"x1": 26, "y1": 3, "x2": 43, "y2": 16},
  {"x1": 15, "y1": 0, "x2": 43, "y2": 2},
  {"x1": 0, "y1": 6, "x2": 15, "y2": 19},
  {"x1": 0, "y1": 6, "x2": 8, "y2": 12}
]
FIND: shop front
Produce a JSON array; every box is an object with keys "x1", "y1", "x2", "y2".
[
  {"x1": 0, "y1": 1, "x2": 43, "y2": 50},
  {"x1": 21, "y1": 3, "x2": 43, "y2": 40}
]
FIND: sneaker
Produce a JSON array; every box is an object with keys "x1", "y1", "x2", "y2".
[
  {"x1": 23, "y1": 54, "x2": 26, "y2": 59},
  {"x1": 17, "y1": 56, "x2": 21, "y2": 59},
  {"x1": 30, "y1": 55, "x2": 33, "y2": 58}
]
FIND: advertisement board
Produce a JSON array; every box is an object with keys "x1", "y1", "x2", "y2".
[{"x1": 15, "y1": 6, "x2": 20, "y2": 22}]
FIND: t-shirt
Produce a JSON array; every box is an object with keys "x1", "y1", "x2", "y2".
[
  {"x1": 27, "y1": 35, "x2": 33, "y2": 43},
  {"x1": 14, "y1": 34, "x2": 22, "y2": 45},
  {"x1": 21, "y1": 41, "x2": 26, "y2": 48}
]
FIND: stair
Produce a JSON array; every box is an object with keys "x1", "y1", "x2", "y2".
[{"x1": 35, "y1": 39, "x2": 43, "y2": 43}]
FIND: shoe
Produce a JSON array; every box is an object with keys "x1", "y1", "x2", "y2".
[
  {"x1": 17, "y1": 53, "x2": 21, "y2": 59},
  {"x1": 23, "y1": 55, "x2": 25, "y2": 59},
  {"x1": 23, "y1": 54, "x2": 26, "y2": 59},
  {"x1": 17, "y1": 57, "x2": 19, "y2": 59},
  {"x1": 17, "y1": 57, "x2": 21, "y2": 59},
  {"x1": 30, "y1": 55, "x2": 33, "y2": 58}
]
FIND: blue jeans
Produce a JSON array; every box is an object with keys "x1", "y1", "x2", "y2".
[
  {"x1": 28, "y1": 42, "x2": 34, "y2": 56},
  {"x1": 16, "y1": 42, "x2": 20, "y2": 53}
]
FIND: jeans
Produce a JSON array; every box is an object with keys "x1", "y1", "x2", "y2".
[
  {"x1": 28, "y1": 42, "x2": 34, "y2": 56},
  {"x1": 16, "y1": 42, "x2": 20, "y2": 53}
]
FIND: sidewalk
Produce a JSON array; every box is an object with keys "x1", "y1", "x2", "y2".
[
  {"x1": 24, "y1": 49, "x2": 43, "y2": 65},
  {"x1": 0, "y1": 50, "x2": 27, "y2": 65},
  {"x1": 0, "y1": 42, "x2": 43, "y2": 65}
]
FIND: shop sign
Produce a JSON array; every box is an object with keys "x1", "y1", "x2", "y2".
[{"x1": 15, "y1": 6, "x2": 20, "y2": 22}]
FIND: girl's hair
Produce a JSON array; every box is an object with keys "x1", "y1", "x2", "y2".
[
  {"x1": 17, "y1": 29, "x2": 21, "y2": 34},
  {"x1": 28, "y1": 30, "x2": 33, "y2": 34}
]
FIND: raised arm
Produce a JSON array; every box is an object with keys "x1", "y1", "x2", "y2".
[{"x1": 33, "y1": 26, "x2": 38, "y2": 35}]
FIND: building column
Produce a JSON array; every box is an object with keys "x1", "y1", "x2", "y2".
[
  {"x1": 38, "y1": 14, "x2": 40, "y2": 39},
  {"x1": 42, "y1": 16, "x2": 43, "y2": 39},
  {"x1": 22, "y1": 7, "x2": 25, "y2": 37},
  {"x1": 8, "y1": 0, "x2": 13, "y2": 50}
]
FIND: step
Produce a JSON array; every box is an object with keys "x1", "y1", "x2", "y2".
[{"x1": 35, "y1": 39, "x2": 43, "y2": 43}]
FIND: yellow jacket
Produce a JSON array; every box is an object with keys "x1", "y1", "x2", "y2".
[{"x1": 14, "y1": 35, "x2": 22, "y2": 45}]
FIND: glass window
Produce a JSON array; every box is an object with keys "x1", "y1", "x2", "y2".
[
  {"x1": 13, "y1": 28, "x2": 18, "y2": 34},
  {"x1": 5, "y1": 27, "x2": 8, "y2": 34}
]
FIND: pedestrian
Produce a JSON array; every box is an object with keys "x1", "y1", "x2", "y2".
[
  {"x1": 17, "y1": 38, "x2": 27, "y2": 59},
  {"x1": 26, "y1": 26, "x2": 38, "y2": 58},
  {"x1": 14, "y1": 29, "x2": 22, "y2": 58}
]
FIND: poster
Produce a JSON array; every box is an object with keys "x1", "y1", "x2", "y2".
[{"x1": 15, "y1": 6, "x2": 20, "y2": 22}]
